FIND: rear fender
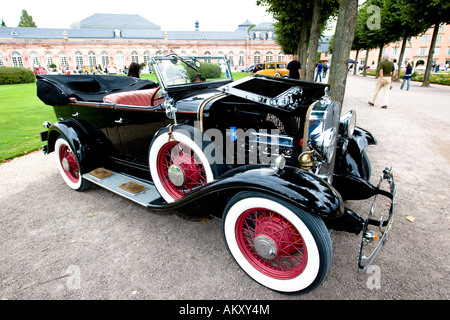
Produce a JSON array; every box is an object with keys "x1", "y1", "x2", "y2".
[{"x1": 46, "y1": 119, "x2": 105, "y2": 174}]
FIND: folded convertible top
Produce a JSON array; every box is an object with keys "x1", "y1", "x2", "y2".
[{"x1": 36, "y1": 74, "x2": 157, "y2": 106}]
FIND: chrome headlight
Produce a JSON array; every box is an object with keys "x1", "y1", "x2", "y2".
[
  {"x1": 311, "y1": 127, "x2": 337, "y2": 163},
  {"x1": 340, "y1": 110, "x2": 357, "y2": 138}
]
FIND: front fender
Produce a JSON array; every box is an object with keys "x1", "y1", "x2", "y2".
[
  {"x1": 147, "y1": 165, "x2": 344, "y2": 220},
  {"x1": 333, "y1": 126, "x2": 378, "y2": 200}
]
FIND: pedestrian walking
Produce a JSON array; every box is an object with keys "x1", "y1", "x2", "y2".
[
  {"x1": 368, "y1": 54, "x2": 394, "y2": 109},
  {"x1": 323, "y1": 64, "x2": 328, "y2": 77},
  {"x1": 315, "y1": 62, "x2": 323, "y2": 82},
  {"x1": 400, "y1": 63, "x2": 413, "y2": 91}
]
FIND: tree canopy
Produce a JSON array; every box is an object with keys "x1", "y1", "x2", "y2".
[{"x1": 18, "y1": 9, "x2": 36, "y2": 28}]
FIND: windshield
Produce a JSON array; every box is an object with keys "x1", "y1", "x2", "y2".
[{"x1": 151, "y1": 55, "x2": 232, "y2": 88}]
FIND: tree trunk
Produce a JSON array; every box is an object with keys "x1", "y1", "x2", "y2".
[
  {"x1": 353, "y1": 50, "x2": 359, "y2": 75},
  {"x1": 363, "y1": 49, "x2": 368, "y2": 77},
  {"x1": 422, "y1": 22, "x2": 439, "y2": 87},
  {"x1": 397, "y1": 35, "x2": 408, "y2": 82},
  {"x1": 298, "y1": 20, "x2": 308, "y2": 79},
  {"x1": 328, "y1": 0, "x2": 358, "y2": 107},
  {"x1": 305, "y1": 0, "x2": 321, "y2": 82},
  {"x1": 376, "y1": 44, "x2": 383, "y2": 78}
]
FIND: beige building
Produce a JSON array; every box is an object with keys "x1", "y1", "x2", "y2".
[
  {"x1": 0, "y1": 14, "x2": 285, "y2": 73},
  {"x1": 351, "y1": 23, "x2": 450, "y2": 70}
]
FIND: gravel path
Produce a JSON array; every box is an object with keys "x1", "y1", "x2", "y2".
[{"x1": 1, "y1": 74, "x2": 449, "y2": 301}]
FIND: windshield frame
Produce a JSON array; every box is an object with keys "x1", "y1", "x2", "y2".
[{"x1": 150, "y1": 54, "x2": 233, "y2": 91}]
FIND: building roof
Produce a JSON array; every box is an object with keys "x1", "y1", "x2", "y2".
[
  {"x1": 71, "y1": 13, "x2": 161, "y2": 29},
  {"x1": 236, "y1": 20, "x2": 254, "y2": 31},
  {"x1": 251, "y1": 22, "x2": 274, "y2": 31},
  {"x1": 0, "y1": 14, "x2": 273, "y2": 41}
]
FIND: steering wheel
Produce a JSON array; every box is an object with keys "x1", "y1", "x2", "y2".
[{"x1": 150, "y1": 87, "x2": 165, "y2": 106}]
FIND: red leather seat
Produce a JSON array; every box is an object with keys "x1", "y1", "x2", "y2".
[{"x1": 103, "y1": 88, "x2": 161, "y2": 106}]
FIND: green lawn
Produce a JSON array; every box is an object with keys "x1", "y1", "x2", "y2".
[
  {"x1": 0, "y1": 72, "x2": 251, "y2": 163},
  {"x1": 0, "y1": 82, "x2": 55, "y2": 162}
]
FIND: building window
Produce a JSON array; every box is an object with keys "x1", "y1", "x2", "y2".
[
  {"x1": 254, "y1": 51, "x2": 261, "y2": 64},
  {"x1": 116, "y1": 51, "x2": 125, "y2": 69},
  {"x1": 11, "y1": 51, "x2": 23, "y2": 67},
  {"x1": 204, "y1": 51, "x2": 211, "y2": 64},
  {"x1": 421, "y1": 35, "x2": 430, "y2": 42},
  {"x1": 268, "y1": 32, "x2": 273, "y2": 40},
  {"x1": 278, "y1": 53, "x2": 285, "y2": 62},
  {"x1": 446, "y1": 48, "x2": 450, "y2": 56},
  {"x1": 59, "y1": 52, "x2": 68, "y2": 68},
  {"x1": 433, "y1": 48, "x2": 440, "y2": 56},
  {"x1": 155, "y1": 50, "x2": 162, "y2": 57},
  {"x1": 239, "y1": 51, "x2": 245, "y2": 67},
  {"x1": 266, "y1": 51, "x2": 274, "y2": 62},
  {"x1": 131, "y1": 51, "x2": 139, "y2": 64},
  {"x1": 0, "y1": 55, "x2": 4, "y2": 67},
  {"x1": 418, "y1": 48, "x2": 428, "y2": 56},
  {"x1": 45, "y1": 52, "x2": 54, "y2": 69},
  {"x1": 436, "y1": 35, "x2": 442, "y2": 42},
  {"x1": 143, "y1": 51, "x2": 150, "y2": 65},
  {"x1": 30, "y1": 52, "x2": 40, "y2": 67},
  {"x1": 228, "y1": 52, "x2": 234, "y2": 68},
  {"x1": 75, "y1": 51, "x2": 83, "y2": 69},
  {"x1": 88, "y1": 51, "x2": 97, "y2": 67},
  {"x1": 101, "y1": 51, "x2": 109, "y2": 68}
]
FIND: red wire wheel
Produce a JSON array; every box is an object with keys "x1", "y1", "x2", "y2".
[
  {"x1": 156, "y1": 141, "x2": 207, "y2": 200},
  {"x1": 149, "y1": 125, "x2": 224, "y2": 203},
  {"x1": 235, "y1": 207, "x2": 308, "y2": 279},
  {"x1": 58, "y1": 143, "x2": 80, "y2": 184},
  {"x1": 223, "y1": 192, "x2": 332, "y2": 293},
  {"x1": 54, "y1": 137, "x2": 91, "y2": 191}
]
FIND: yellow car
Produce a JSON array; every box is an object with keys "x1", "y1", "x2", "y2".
[{"x1": 256, "y1": 61, "x2": 289, "y2": 77}]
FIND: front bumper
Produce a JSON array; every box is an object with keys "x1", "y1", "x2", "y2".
[{"x1": 358, "y1": 167, "x2": 396, "y2": 270}]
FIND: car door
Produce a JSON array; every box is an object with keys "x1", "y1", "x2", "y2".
[{"x1": 111, "y1": 105, "x2": 166, "y2": 160}]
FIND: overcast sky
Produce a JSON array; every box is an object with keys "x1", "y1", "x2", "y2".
[{"x1": 1, "y1": 0, "x2": 274, "y2": 31}]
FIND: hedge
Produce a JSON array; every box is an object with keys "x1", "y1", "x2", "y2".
[
  {"x1": 184, "y1": 62, "x2": 222, "y2": 80},
  {"x1": 365, "y1": 69, "x2": 450, "y2": 86},
  {"x1": 0, "y1": 67, "x2": 36, "y2": 85}
]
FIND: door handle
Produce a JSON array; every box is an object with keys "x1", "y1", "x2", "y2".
[
  {"x1": 72, "y1": 112, "x2": 80, "y2": 117},
  {"x1": 115, "y1": 118, "x2": 124, "y2": 124}
]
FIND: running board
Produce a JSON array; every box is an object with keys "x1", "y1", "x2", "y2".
[{"x1": 83, "y1": 168, "x2": 162, "y2": 207}]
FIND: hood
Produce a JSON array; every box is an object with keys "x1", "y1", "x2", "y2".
[{"x1": 218, "y1": 75, "x2": 329, "y2": 111}]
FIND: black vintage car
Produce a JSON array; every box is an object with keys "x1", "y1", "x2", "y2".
[{"x1": 37, "y1": 55, "x2": 395, "y2": 294}]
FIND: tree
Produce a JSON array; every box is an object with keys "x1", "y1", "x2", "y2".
[
  {"x1": 415, "y1": 0, "x2": 450, "y2": 87},
  {"x1": 257, "y1": 0, "x2": 339, "y2": 80},
  {"x1": 1, "y1": 20, "x2": 6, "y2": 27},
  {"x1": 257, "y1": 0, "x2": 312, "y2": 78},
  {"x1": 327, "y1": 0, "x2": 359, "y2": 106},
  {"x1": 18, "y1": 9, "x2": 36, "y2": 27}
]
